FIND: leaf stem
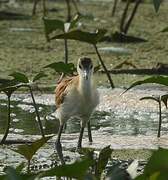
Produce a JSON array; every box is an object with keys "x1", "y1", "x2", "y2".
[
  {"x1": 120, "y1": 0, "x2": 130, "y2": 32},
  {"x1": 157, "y1": 98, "x2": 162, "y2": 138},
  {"x1": 123, "y1": 0, "x2": 142, "y2": 34},
  {"x1": 111, "y1": 0, "x2": 118, "y2": 17},
  {"x1": 27, "y1": 159, "x2": 31, "y2": 173},
  {"x1": 0, "y1": 95, "x2": 11, "y2": 144},
  {"x1": 64, "y1": 39, "x2": 68, "y2": 64},
  {"x1": 29, "y1": 86, "x2": 45, "y2": 138},
  {"x1": 93, "y1": 44, "x2": 115, "y2": 88}
]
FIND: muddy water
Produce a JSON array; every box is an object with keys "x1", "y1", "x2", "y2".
[{"x1": 0, "y1": 87, "x2": 167, "y2": 136}]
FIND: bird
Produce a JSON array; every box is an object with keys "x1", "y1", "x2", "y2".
[{"x1": 55, "y1": 57, "x2": 99, "y2": 164}]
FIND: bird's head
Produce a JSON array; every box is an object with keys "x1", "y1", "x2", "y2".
[{"x1": 77, "y1": 57, "x2": 94, "y2": 80}]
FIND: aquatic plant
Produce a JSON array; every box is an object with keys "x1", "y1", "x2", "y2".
[
  {"x1": 0, "y1": 72, "x2": 46, "y2": 143},
  {"x1": 119, "y1": 0, "x2": 162, "y2": 34},
  {"x1": 140, "y1": 94, "x2": 168, "y2": 137},
  {"x1": 2, "y1": 144, "x2": 168, "y2": 179},
  {"x1": 135, "y1": 148, "x2": 168, "y2": 180},
  {"x1": 47, "y1": 27, "x2": 115, "y2": 88},
  {"x1": 11, "y1": 135, "x2": 53, "y2": 172},
  {"x1": 0, "y1": 78, "x2": 19, "y2": 144},
  {"x1": 43, "y1": 14, "x2": 80, "y2": 81},
  {"x1": 123, "y1": 76, "x2": 168, "y2": 137}
]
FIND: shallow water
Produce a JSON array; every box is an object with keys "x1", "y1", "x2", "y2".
[
  {"x1": 0, "y1": 87, "x2": 168, "y2": 174},
  {"x1": 0, "y1": 87, "x2": 168, "y2": 137}
]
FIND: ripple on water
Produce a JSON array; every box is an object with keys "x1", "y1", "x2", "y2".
[{"x1": 17, "y1": 104, "x2": 35, "y2": 113}]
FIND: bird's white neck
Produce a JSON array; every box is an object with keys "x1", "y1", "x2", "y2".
[{"x1": 78, "y1": 77, "x2": 93, "y2": 97}]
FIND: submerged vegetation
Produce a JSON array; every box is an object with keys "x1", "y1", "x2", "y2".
[{"x1": 0, "y1": 0, "x2": 168, "y2": 179}]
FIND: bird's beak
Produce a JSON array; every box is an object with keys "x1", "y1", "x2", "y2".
[{"x1": 83, "y1": 70, "x2": 89, "y2": 80}]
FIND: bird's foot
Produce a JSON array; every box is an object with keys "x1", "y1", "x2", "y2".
[
  {"x1": 76, "y1": 143, "x2": 82, "y2": 152},
  {"x1": 88, "y1": 141, "x2": 93, "y2": 145},
  {"x1": 55, "y1": 140, "x2": 65, "y2": 165}
]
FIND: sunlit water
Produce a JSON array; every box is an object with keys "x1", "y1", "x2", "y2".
[{"x1": 0, "y1": 87, "x2": 167, "y2": 137}]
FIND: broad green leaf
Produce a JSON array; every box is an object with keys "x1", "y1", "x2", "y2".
[
  {"x1": 43, "y1": 14, "x2": 80, "y2": 41},
  {"x1": 124, "y1": 76, "x2": 168, "y2": 93},
  {"x1": 95, "y1": 145, "x2": 112, "y2": 178},
  {"x1": 32, "y1": 72, "x2": 47, "y2": 82},
  {"x1": 0, "y1": 78, "x2": 20, "y2": 96},
  {"x1": 43, "y1": 17, "x2": 64, "y2": 41},
  {"x1": 98, "y1": 47, "x2": 132, "y2": 56},
  {"x1": 44, "y1": 62, "x2": 76, "y2": 75},
  {"x1": 10, "y1": 72, "x2": 29, "y2": 83},
  {"x1": 153, "y1": 0, "x2": 162, "y2": 12},
  {"x1": 40, "y1": 158, "x2": 94, "y2": 179},
  {"x1": 12, "y1": 136, "x2": 53, "y2": 161},
  {"x1": 144, "y1": 148, "x2": 168, "y2": 176},
  {"x1": 51, "y1": 29, "x2": 107, "y2": 45}
]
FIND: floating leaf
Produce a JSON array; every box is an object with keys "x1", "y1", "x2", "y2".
[
  {"x1": 12, "y1": 136, "x2": 53, "y2": 161},
  {"x1": 95, "y1": 145, "x2": 112, "y2": 178},
  {"x1": 153, "y1": 0, "x2": 162, "y2": 12},
  {"x1": 32, "y1": 72, "x2": 47, "y2": 82},
  {"x1": 123, "y1": 76, "x2": 168, "y2": 94},
  {"x1": 51, "y1": 29, "x2": 107, "y2": 45},
  {"x1": 98, "y1": 47, "x2": 132, "y2": 56},
  {"x1": 44, "y1": 62, "x2": 76, "y2": 75},
  {"x1": 40, "y1": 158, "x2": 94, "y2": 179},
  {"x1": 10, "y1": 72, "x2": 29, "y2": 83}
]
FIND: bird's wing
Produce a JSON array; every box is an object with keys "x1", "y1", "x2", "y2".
[{"x1": 55, "y1": 76, "x2": 78, "y2": 107}]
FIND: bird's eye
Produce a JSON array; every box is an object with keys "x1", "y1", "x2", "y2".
[{"x1": 79, "y1": 64, "x2": 82, "y2": 69}]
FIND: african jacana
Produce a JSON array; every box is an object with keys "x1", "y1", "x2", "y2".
[{"x1": 55, "y1": 57, "x2": 99, "y2": 164}]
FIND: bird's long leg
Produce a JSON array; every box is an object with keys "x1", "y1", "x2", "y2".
[
  {"x1": 77, "y1": 126, "x2": 84, "y2": 150},
  {"x1": 87, "y1": 121, "x2": 93, "y2": 143},
  {"x1": 55, "y1": 124, "x2": 65, "y2": 165}
]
